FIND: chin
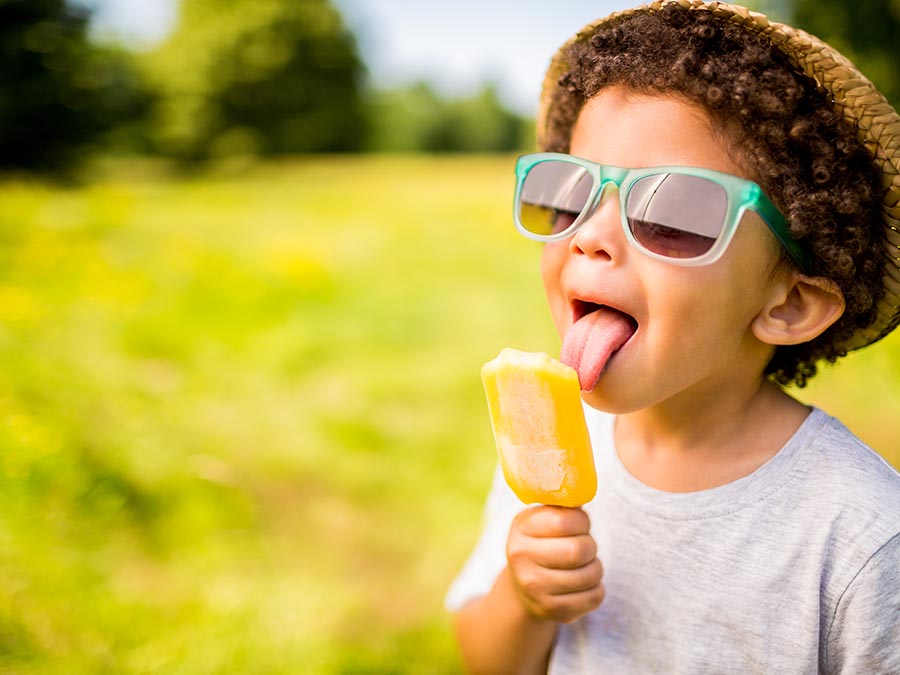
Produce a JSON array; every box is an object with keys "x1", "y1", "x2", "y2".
[{"x1": 580, "y1": 384, "x2": 645, "y2": 416}]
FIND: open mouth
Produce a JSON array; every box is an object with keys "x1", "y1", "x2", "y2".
[
  {"x1": 563, "y1": 300, "x2": 639, "y2": 391},
  {"x1": 572, "y1": 300, "x2": 638, "y2": 330}
]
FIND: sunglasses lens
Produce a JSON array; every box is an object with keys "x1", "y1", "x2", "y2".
[
  {"x1": 519, "y1": 161, "x2": 594, "y2": 236},
  {"x1": 625, "y1": 173, "x2": 727, "y2": 259}
]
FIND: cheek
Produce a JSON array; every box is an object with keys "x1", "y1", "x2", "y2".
[
  {"x1": 646, "y1": 265, "x2": 766, "y2": 353},
  {"x1": 540, "y1": 243, "x2": 568, "y2": 330},
  {"x1": 540, "y1": 245, "x2": 557, "y2": 289}
]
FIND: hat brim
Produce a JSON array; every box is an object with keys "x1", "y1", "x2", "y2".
[{"x1": 538, "y1": 0, "x2": 900, "y2": 352}]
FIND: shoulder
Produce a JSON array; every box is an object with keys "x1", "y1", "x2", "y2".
[
  {"x1": 799, "y1": 414, "x2": 900, "y2": 581},
  {"x1": 785, "y1": 410, "x2": 900, "y2": 670},
  {"x1": 779, "y1": 408, "x2": 900, "y2": 574},
  {"x1": 444, "y1": 464, "x2": 527, "y2": 612},
  {"x1": 824, "y1": 531, "x2": 900, "y2": 672},
  {"x1": 802, "y1": 409, "x2": 900, "y2": 519}
]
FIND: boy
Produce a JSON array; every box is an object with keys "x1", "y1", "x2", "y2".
[{"x1": 446, "y1": 1, "x2": 900, "y2": 673}]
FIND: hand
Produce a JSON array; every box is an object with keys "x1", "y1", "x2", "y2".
[{"x1": 506, "y1": 505, "x2": 605, "y2": 624}]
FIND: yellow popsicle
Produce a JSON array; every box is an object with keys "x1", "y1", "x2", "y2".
[{"x1": 481, "y1": 348, "x2": 597, "y2": 507}]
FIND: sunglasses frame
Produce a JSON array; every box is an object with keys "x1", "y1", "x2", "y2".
[{"x1": 513, "y1": 152, "x2": 810, "y2": 271}]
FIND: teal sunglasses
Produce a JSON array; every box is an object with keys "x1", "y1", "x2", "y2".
[{"x1": 513, "y1": 153, "x2": 810, "y2": 271}]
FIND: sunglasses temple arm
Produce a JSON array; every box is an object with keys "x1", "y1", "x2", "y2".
[
  {"x1": 754, "y1": 198, "x2": 812, "y2": 273},
  {"x1": 773, "y1": 228, "x2": 812, "y2": 273}
]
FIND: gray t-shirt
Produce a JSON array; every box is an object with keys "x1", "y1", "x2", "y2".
[{"x1": 446, "y1": 406, "x2": 900, "y2": 673}]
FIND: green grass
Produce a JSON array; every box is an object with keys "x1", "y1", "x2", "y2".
[{"x1": 0, "y1": 155, "x2": 898, "y2": 673}]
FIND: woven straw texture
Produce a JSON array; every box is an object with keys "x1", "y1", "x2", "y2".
[{"x1": 538, "y1": 0, "x2": 900, "y2": 351}]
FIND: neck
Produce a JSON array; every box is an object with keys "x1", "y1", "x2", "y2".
[{"x1": 614, "y1": 378, "x2": 809, "y2": 493}]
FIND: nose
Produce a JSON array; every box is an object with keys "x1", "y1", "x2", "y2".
[{"x1": 569, "y1": 184, "x2": 622, "y2": 262}]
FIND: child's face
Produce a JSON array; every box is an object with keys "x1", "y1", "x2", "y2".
[{"x1": 541, "y1": 87, "x2": 787, "y2": 413}]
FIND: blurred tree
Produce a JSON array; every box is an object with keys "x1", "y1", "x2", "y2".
[
  {"x1": 142, "y1": 0, "x2": 366, "y2": 161},
  {"x1": 365, "y1": 83, "x2": 445, "y2": 153},
  {"x1": 0, "y1": 0, "x2": 153, "y2": 172},
  {"x1": 751, "y1": 0, "x2": 900, "y2": 109},
  {"x1": 367, "y1": 82, "x2": 531, "y2": 153},
  {"x1": 790, "y1": 0, "x2": 900, "y2": 109},
  {"x1": 433, "y1": 85, "x2": 530, "y2": 153},
  {"x1": 748, "y1": 0, "x2": 792, "y2": 19}
]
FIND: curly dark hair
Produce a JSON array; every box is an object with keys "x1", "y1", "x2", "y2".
[{"x1": 542, "y1": 4, "x2": 885, "y2": 387}]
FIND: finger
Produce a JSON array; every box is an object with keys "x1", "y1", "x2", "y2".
[
  {"x1": 546, "y1": 584, "x2": 606, "y2": 624},
  {"x1": 524, "y1": 582, "x2": 606, "y2": 624},
  {"x1": 546, "y1": 558, "x2": 604, "y2": 595},
  {"x1": 511, "y1": 533, "x2": 598, "y2": 570},
  {"x1": 515, "y1": 559, "x2": 603, "y2": 598},
  {"x1": 517, "y1": 505, "x2": 591, "y2": 538},
  {"x1": 513, "y1": 558, "x2": 603, "y2": 600}
]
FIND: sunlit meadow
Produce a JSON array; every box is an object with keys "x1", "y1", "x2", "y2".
[{"x1": 0, "y1": 156, "x2": 898, "y2": 673}]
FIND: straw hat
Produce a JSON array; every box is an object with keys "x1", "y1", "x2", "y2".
[{"x1": 537, "y1": 0, "x2": 900, "y2": 352}]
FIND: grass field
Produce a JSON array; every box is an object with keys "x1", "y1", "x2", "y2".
[{"x1": 1, "y1": 155, "x2": 898, "y2": 673}]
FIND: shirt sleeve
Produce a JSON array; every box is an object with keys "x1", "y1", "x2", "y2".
[
  {"x1": 825, "y1": 531, "x2": 900, "y2": 674},
  {"x1": 444, "y1": 463, "x2": 527, "y2": 612}
]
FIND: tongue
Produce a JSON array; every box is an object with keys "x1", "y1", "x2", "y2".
[{"x1": 561, "y1": 308, "x2": 636, "y2": 391}]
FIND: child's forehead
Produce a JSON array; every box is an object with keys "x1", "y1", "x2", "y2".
[{"x1": 570, "y1": 87, "x2": 742, "y2": 176}]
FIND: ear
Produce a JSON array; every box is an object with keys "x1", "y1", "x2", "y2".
[{"x1": 752, "y1": 274, "x2": 845, "y2": 346}]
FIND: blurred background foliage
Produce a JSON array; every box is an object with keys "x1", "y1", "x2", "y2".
[
  {"x1": 139, "y1": 0, "x2": 367, "y2": 159},
  {"x1": 1, "y1": 0, "x2": 899, "y2": 673},
  {"x1": 2, "y1": 0, "x2": 899, "y2": 172},
  {"x1": 0, "y1": 0, "x2": 531, "y2": 172},
  {"x1": 754, "y1": 0, "x2": 900, "y2": 107},
  {"x1": 0, "y1": 0, "x2": 154, "y2": 171}
]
